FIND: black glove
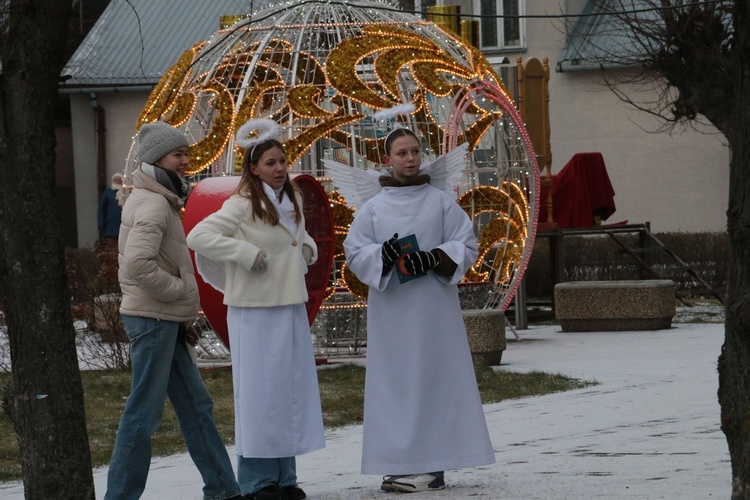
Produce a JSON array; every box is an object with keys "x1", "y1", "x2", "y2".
[
  {"x1": 178, "y1": 323, "x2": 201, "y2": 347},
  {"x1": 402, "y1": 250, "x2": 441, "y2": 275},
  {"x1": 381, "y1": 233, "x2": 401, "y2": 271}
]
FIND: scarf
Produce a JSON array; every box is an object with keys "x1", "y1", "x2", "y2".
[
  {"x1": 112, "y1": 181, "x2": 123, "y2": 206},
  {"x1": 141, "y1": 163, "x2": 190, "y2": 201},
  {"x1": 379, "y1": 173, "x2": 431, "y2": 188},
  {"x1": 262, "y1": 182, "x2": 297, "y2": 231}
]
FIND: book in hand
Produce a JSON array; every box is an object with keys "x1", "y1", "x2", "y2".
[{"x1": 394, "y1": 233, "x2": 427, "y2": 284}]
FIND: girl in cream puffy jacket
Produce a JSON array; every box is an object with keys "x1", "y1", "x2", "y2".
[{"x1": 118, "y1": 167, "x2": 199, "y2": 321}]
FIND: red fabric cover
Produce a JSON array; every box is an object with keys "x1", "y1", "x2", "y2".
[{"x1": 538, "y1": 152, "x2": 616, "y2": 228}]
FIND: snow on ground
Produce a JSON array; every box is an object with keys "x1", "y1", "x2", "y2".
[{"x1": 0, "y1": 321, "x2": 729, "y2": 499}]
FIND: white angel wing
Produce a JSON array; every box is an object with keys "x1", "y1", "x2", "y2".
[
  {"x1": 195, "y1": 253, "x2": 226, "y2": 293},
  {"x1": 421, "y1": 142, "x2": 470, "y2": 193},
  {"x1": 323, "y1": 159, "x2": 383, "y2": 210}
]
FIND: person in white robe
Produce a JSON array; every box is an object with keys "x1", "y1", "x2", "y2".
[
  {"x1": 187, "y1": 129, "x2": 324, "y2": 500},
  {"x1": 344, "y1": 128, "x2": 496, "y2": 494}
]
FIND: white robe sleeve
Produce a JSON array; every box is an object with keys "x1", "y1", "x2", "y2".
[
  {"x1": 194, "y1": 253, "x2": 227, "y2": 293},
  {"x1": 433, "y1": 192, "x2": 479, "y2": 285},
  {"x1": 343, "y1": 202, "x2": 392, "y2": 291}
]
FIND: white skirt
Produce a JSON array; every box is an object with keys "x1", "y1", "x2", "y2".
[{"x1": 227, "y1": 303, "x2": 325, "y2": 458}]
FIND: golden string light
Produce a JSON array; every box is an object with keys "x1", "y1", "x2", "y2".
[
  {"x1": 341, "y1": 263, "x2": 369, "y2": 299},
  {"x1": 235, "y1": 79, "x2": 286, "y2": 134},
  {"x1": 323, "y1": 191, "x2": 371, "y2": 300},
  {"x1": 287, "y1": 85, "x2": 332, "y2": 119},
  {"x1": 128, "y1": 3, "x2": 539, "y2": 309},
  {"x1": 168, "y1": 92, "x2": 198, "y2": 128},
  {"x1": 138, "y1": 42, "x2": 203, "y2": 129},
  {"x1": 285, "y1": 111, "x2": 365, "y2": 165},
  {"x1": 458, "y1": 184, "x2": 530, "y2": 284},
  {"x1": 186, "y1": 82, "x2": 235, "y2": 174},
  {"x1": 136, "y1": 22, "x2": 505, "y2": 171}
]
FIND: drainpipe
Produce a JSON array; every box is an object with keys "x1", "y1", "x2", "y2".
[{"x1": 90, "y1": 93, "x2": 107, "y2": 196}]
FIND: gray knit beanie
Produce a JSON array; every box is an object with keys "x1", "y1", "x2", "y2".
[{"x1": 137, "y1": 121, "x2": 189, "y2": 164}]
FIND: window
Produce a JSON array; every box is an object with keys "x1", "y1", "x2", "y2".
[
  {"x1": 415, "y1": 0, "x2": 436, "y2": 10},
  {"x1": 475, "y1": 0, "x2": 525, "y2": 51}
]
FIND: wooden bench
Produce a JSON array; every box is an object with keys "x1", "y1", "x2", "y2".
[{"x1": 554, "y1": 280, "x2": 676, "y2": 332}]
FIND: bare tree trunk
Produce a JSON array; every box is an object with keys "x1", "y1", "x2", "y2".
[
  {"x1": 0, "y1": 1, "x2": 95, "y2": 498},
  {"x1": 718, "y1": 2, "x2": 750, "y2": 498}
]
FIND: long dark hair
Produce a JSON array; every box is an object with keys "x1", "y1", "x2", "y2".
[{"x1": 236, "y1": 139, "x2": 302, "y2": 225}]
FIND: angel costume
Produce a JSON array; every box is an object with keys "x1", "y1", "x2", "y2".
[
  {"x1": 337, "y1": 145, "x2": 496, "y2": 475},
  {"x1": 186, "y1": 182, "x2": 325, "y2": 460}
]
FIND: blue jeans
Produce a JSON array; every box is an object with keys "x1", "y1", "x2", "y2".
[
  {"x1": 105, "y1": 316, "x2": 241, "y2": 500},
  {"x1": 237, "y1": 456, "x2": 297, "y2": 494}
]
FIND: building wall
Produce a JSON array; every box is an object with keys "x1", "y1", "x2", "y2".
[
  {"x1": 70, "y1": 91, "x2": 149, "y2": 248},
  {"x1": 54, "y1": 121, "x2": 78, "y2": 248},
  {"x1": 549, "y1": 70, "x2": 728, "y2": 233},
  {"x1": 481, "y1": 1, "x2": 729, "y2": 233},
  {"x1": 66, "y1": 0, "x2": 730, "y2": 237},
  {"x1": 70, "y1": 93, "x2": 97, "y2": 248}
]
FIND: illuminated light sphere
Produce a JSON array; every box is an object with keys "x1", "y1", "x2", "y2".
[{"x1": 125, "y1": 0, "x2": 540, "y2": 311}]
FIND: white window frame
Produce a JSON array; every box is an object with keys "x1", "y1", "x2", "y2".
[{"x1": 473, "y1": 0, "x2": 526, "y2": 51}]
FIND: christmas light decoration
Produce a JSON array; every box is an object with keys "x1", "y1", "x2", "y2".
[{"x1": 124, "y1": 0, "x2": 540, "y2": 311}]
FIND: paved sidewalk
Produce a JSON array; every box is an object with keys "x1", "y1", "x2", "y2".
[
  {"x1": 0, "y1": 323, "x2": 729, "y2": 499},
  {"x1": 296, "y1": 323, "x2": 729, "y2": 499}
]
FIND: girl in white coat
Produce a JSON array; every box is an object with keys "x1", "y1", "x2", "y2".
[
  {"x1": 344, "y1": 128, "x2": 495, "y2": 494},
  {"x1": 187, "y1": 133, "x2": 325, "y2": 500}
]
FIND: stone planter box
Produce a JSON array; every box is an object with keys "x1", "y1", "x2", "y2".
[
  {"x1": 463, "y1": 309, "x2": 506, "y2": 366},
  {"x1": 554, "y1": 280, "x2": 676, "y2": 332}
]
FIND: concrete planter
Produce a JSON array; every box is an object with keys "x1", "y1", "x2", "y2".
[
  {"x1": 463, "y1": 309, "x2": 506, "y2": 366},
  {"x1": 554, "y1": 280, "x2": 676, "y2": 332}
]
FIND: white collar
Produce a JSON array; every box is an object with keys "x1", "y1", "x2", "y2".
[{"x1": 262, "y1": 182, "x2": 284, "y2": 203}]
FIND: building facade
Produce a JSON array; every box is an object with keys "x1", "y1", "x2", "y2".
[{"x1": 61, "y1": 0, "x2": 729, "y2": 248}]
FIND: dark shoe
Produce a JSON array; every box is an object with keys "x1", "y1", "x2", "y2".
[
  {"x1": 282, "y1": 485, "x2": 307, "y2": 499},
  {"x1": 244, "y1": 484, "x2": 285, "y2": 500}
]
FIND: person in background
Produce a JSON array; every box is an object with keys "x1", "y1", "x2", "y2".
[
  {"x1": 343, "y1": 127, "x2": 495, "y2": 494},
  {"x1": 98, "y1": 172, "x2": 124, "y2": 251},
  {"x1": 105, "y1": 121, "x2": 242, "y2": 500},
  {"x1": 187, "y1": 119, "x2": 325, "y2": 500}
]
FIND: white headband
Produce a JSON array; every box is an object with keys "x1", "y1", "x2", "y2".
[{"x1": 383, "y1": 125, "x2": 420, "y2": 154}]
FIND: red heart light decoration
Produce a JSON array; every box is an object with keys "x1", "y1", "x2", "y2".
[{"x1": 182, "y1": 174, "x2": 335, "y2": 349}]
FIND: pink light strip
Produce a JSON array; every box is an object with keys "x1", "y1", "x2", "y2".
[{"x1": 445, "y1": 79, "x2": 541, "y2": 312}]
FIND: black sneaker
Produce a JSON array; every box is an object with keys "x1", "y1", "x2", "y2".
[
  {"x1": 245, "y1": 485, "x2": 285, "y2": 500},
  {"x1": 282, "y1": 485, "x2": 307, "y2": 499}
]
